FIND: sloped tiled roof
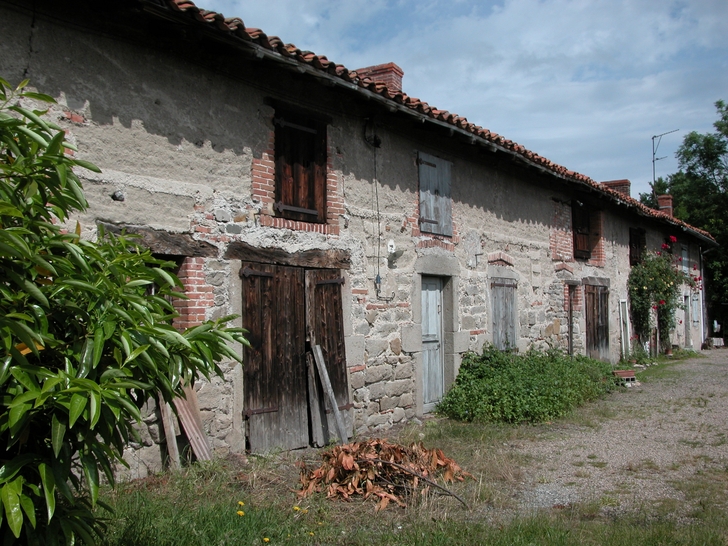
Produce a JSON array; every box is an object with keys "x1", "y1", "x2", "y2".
[{"x1": 148, "y1": 0, "x2": 714, "y2": 243}]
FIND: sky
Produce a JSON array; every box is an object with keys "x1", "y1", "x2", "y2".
[{"x1": 202, "y1": 0, "x2": 728, "y2": 199}]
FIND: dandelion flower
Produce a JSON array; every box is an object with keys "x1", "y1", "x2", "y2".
[
  {"x1": 237, "y1": 511, "x2": 245, "y2": 517},
  {"x1": 309, "y1": 532, "x2": 315, "y2": 536},
  {"x1": 293, "y1": 506, "x2": 301, "y2": 511},
  {"x1": 301, "y1": 509, "x2": 308, "y2": 514},
  {"x1": 263, "y1": 538, "x2": 270, "y2": 543},
  {"x1": 238, "y1": 501, "x2": 245, "y2": 506}
]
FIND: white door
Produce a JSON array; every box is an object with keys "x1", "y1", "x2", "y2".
[{"x1": 422, "y1": 277, "x2": 444, "y2": 412}]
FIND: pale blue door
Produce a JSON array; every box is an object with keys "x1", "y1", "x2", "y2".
[{"x1": 422, "y1": 277, "x2": 444, "y2": 411}]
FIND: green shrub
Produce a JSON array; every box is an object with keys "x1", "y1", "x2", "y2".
[{"x1": 437, "y1": 346, "x2": 614, "y2": 424}]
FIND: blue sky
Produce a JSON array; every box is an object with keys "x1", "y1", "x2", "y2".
[{"x1": 203, "y1": 0, "x2": 727, "y2": 198}]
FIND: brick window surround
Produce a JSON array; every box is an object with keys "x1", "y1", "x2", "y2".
[
  {"x1": 549, "y1": 199, "x2": 604, "y2": 267},
  {"x1": 251, "y1": 112, "x2": 343, "y2": 236}
]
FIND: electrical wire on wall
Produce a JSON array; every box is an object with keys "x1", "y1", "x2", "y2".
[{"x1": 364, "y1": 117, "x2": 393, "y2": 301}]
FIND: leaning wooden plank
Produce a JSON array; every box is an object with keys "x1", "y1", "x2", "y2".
[
  {"x1": 307, "y1": 353, "x2": 326, "y2": 447},
  {"x1": 159, "y1": 398, "x2": 181, "y2": 470},
  {"x1": 312, "y1": 344, "x2": 348, "y2": 444},
  {"x1": 174, "y1": 385, "x2": 213, "y2": 461}
]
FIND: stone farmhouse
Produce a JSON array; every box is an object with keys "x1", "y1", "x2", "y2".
[{"x1": 0, "y1": 0, "x2": 716, "y2": 474}]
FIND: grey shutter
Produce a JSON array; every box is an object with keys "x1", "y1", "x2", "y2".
[
  {"x1": 491, "y1": 278, "x2": 517, "y2": 350},
  {"x1": 418, "y1": 152, "x2": 453, "y2": 237}
]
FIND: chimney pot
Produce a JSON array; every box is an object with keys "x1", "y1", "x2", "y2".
[{"x1": 657, "y1": 194, "x2": 673, "y2": 217}]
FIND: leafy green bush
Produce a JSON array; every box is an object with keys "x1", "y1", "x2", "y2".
[
  {"x1": 437, "y1": 346, "x2": 614, "y2": 424},
  {"x1": 0, "y1": 78, "x2": 248, "y2": 543}
]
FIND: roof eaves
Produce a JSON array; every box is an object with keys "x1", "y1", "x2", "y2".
[{"x1": 141, "y1": 0, "x2": 716, "y2": 246}]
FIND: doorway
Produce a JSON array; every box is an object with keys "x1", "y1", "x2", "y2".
[
  {"x1": 585, "y1": 283, "x2": 609, "y2": 361},
  {"x1": 421, "y1": 276, "x2": 444, "y2": 412},
  {"x1": 241, "y1": 262, "x2": 349, "y2": 452}
]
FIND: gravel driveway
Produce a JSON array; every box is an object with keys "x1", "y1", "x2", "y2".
[{"x1": 512, "y1": 350, "x2": 728, "y2": 519}]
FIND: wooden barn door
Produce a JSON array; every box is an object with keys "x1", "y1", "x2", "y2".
[
  {"x1": 241, "y1": 262, "x2": 308, "y2": 451},
  {"x1": 306, "y1": 269, "x2": 351, "y2": 442},
  {"x1": 241, "y1": 262, "x2": 349, "y2": 451},
  {"x1": 585, "y1": 284, "x2": 609, "y2": 360},
  {"x1": 421, "y1": 277, "x2": 444, "y2": 412},
  {"x1": 492, "y1": 278, "x2": 517, "y2": 351}
]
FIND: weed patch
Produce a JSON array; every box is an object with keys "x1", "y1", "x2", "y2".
[{"x1": 437, "y1": 347, "x2": 614, "y2": 424}]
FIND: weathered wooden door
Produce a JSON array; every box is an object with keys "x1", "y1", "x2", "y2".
[
  {"x1": 492, "y1": 278, "x2": 517, "y2": 350},
  {"x1": 585, "y1": 284, "x2": 609, "y2": 360},
  {"x1": 422, "y1": 277, "x2": 444, "y2": 411},
  {"x1": 241, "y1": 263, "x2": 308, "y2": 451},
  {"x1": 306, "y1": 269, "x2": 351, "y2": 442},
  {"x1": 241, "y1": 262, "x2": 349, "y2": 451}
]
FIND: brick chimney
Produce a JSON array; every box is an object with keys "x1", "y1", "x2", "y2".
[
  {"x1": 354, "y1": 62, "x2": 404, "y2": 93},
  {"x1": 657, "y1": 194, "x2": 673, "y2": 217},
  {"x1": 600, "y1": 179, "x2": 631, "y2": 197}
]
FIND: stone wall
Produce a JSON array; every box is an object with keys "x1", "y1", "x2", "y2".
[{"x1": 0, "y1": 3, "x2": 711, "y2": 473}]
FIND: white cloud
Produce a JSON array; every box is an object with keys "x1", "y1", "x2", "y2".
[{"x1": 201, "y1": 0, "x2": 728, "y2": 197}]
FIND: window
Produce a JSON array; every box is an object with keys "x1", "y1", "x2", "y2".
[
  {"x1": 491, "y1": 277, "x2": 517, "y2": 350},
  {"x1": 629, "y1": 228, "x2": 646, "y2": 266},
  {"x1": 274, "y1": 109, "x2": 327, "y2": 223},
  {"x1": 572, "y1": 203, "x2": 602, "y2": 261},
  {"x1": 682, "y1": 245, "x2": 689, "y2": 273},
  {"x1": 572, "y1": 202, "x2": 591, "y2": 259},
  {"x1": 418, "y1": 152, "x2": 453, "y2": 237}
]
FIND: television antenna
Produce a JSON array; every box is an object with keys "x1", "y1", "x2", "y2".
[{"x1": 652, "y1": 128, "x2": 679, "y2": 187}]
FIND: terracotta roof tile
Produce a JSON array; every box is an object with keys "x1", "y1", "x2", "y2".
[{"x1": 144, "y1": 0, "x2": 714, "y2": 243}]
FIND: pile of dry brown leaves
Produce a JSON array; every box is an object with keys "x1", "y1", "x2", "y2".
[{"x1": 298, "y1": 438, "x2": 474, "y2": 511}]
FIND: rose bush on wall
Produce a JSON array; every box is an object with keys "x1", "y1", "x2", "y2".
[{"x1": 628, "y1": 237, "x2": 696, "y2": 352}]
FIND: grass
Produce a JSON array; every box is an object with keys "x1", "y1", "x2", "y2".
[{"x1": 97, "y1": 353, "x2": 728, "y2": 545}]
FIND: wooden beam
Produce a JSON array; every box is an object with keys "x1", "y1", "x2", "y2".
[
  {"x1": 99, "y1": 223, "x2": 218, "y2": 257},
  {"x1": 312, "y1": 345, "x2": 348, "y2": 445},
  {"x1": 226, "y1": 241, "x2": 350, "y2": 270},
  {"x1": 306, "y1": 353, "x2": 326, "y2": 447}
]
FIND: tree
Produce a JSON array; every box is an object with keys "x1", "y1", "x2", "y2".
[
  {"x1": 666, "y1": 100, "x2": 728, "y2": 333},
  {"x1": 638, "y1": 176, "x2": 669, "y2": 209},
  {"x1": 0, "y1": 78, "x2": 247, "y2": 544}
]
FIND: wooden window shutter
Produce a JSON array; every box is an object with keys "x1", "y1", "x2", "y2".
[
  {"x1": 418, "y1": 152, "x2": 453, "y2": 237},
  {"x1": 274, "y1": 111, "x2": 327, "y2": 223},
  {"x1": 491, "y1": 278, "x2": 517, "y2": 351},
  {"x1": 572, "y1": 203, "x2": 591, "y2": 259},
  {"x1": 629, "y1": 228, "x2": 645, "y2": 266}
]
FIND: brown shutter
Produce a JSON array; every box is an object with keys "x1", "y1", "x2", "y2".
[
  {"x1": 274, "y1": 112, "x2": 327, "y2": 223},
  {"x1": 572, "y1": 204, "x2": 591, "y2": 259},
  {"x1": 629, "y1": 228, "x2": 645, "y2": 265}
]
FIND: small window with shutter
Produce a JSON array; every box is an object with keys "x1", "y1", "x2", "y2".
[
  {"x1": 274, "y1": 109, "x2": 327, "y2": 223},
  {"x1": 418, "y1": 152, "x2": 453, "y2": 237},
  {"x1": 572, "y1": 203, "x2": 591, "y2": 259},
  {"x1": 629, "y1": 228, "x2": 646, "y2": 266}
]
